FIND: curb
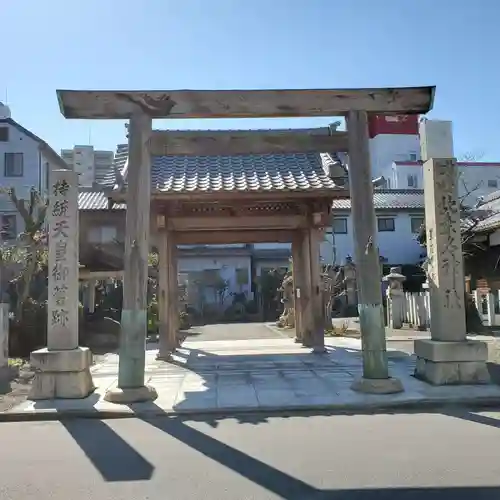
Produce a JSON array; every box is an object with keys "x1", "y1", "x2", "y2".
[{"x1": 2, "y1": 396, "x2": 500, "y2": 423}]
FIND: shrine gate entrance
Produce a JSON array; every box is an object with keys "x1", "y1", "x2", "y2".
[{"x1": 55, "y1": 86, "x2": 434, "y2": 403}]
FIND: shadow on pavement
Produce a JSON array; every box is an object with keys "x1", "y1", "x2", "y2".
[
  {"x1": 141, "y1": 411, "x2": 500, "y2": 499},
  {"x1": 61, "y1": 418, "x2": 154, "y2": 482},
  {"x1": 445, "y1": 408, "x2": 500, "y2": 430},
  {"x1": 58, "y1": 404, "x2": 500, "y2": 498}
]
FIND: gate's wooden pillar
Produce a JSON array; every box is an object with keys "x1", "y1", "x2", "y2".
[
  {"x1": 309, "y1": 226, "x2": 326, "y2": 353},
  {"x1": 301, "y1": 230, "x2": 313, "y2": 347},
  {"x1": 157, "y1": 227, "x2": 175, "y2": 359},
  {"x1": 292, "y1": 231, "x2": 304, "y2": 343},
  {"x1": 169, "y1": 236, "x2": 179, "y2": 347},
  {"x1": 105, "y1": 106, "x2": 157, "y2": 403}
]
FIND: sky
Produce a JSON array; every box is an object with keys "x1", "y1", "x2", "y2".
[{"x1": 2, "y1": 0, "x2": 500, "y2": 159}]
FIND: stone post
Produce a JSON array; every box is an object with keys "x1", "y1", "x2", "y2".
[
  {"x1": 486, "y1": 292, "x2": 495, "y2": 326},
  {"x1": 30, "y1": 169, "x2": 94, "y2": 399},
  {"x1": 343, "y1": 258, "x2": 357, "y2": 313},
  {"x1": 87, "y1": 279, "x2": 96, "y2": 314},
  {"x1": 384, "y1": 267, "x2": 406, "y2": 329},
  {"x1": 414, "y1": 159, "x2": 489, "y2": 384},
  {"x1": 415, "y1": 293, "x2": 428, "y2": 331},
  {"x1": 104, "y1": 108, "x2": 158, "y2": 403},
  {"x1": 347, "y1": 110, "x2": 403, "y2": 394}
]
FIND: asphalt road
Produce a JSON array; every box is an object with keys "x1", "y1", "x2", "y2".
[{"x1": 1, "y1": 410, "x2": 500, "y2": 499}]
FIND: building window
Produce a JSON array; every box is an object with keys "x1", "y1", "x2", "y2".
[
  {"x1": 4, "y1": 153, "x2": 23, "y2": 177},
  {"x1": 332, "y1": 218, "x2": 348, "y2": 234},
  {"x1": 377, "y1": 217, "x2": 395, "y2": 232},
  {"x1": 409, "y1": 152, "x2": 418, "y2": 161},
  {"x1": 0, "y1": 127, "x2": 9, "y2": 142},
  {"x1": 407, "y1": 174, "x2": 418, "y2": 188},
  {"x1": 1, "y1": 214, "x2": 17, "y2": 240},
  {"x1": 488, "y1": 179, "x2": 498, "y2": 188},
  {"x1": 411, "y1": 216, "x2": 425, "y2": 234}
]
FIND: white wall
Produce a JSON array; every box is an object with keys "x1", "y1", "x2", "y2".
[
  {"x1": 0, "y1": 121, "x2": 54, "y2": 240},
  {"x1": 179, "y1": 255, "x2": 252, "y2": 304},
  {"x1": 369, "y1": 134, "x2": 421, "y2": 182},
  {"x1": 61, "y1": 146, "x2": 114, "y2": 187},
  {"x1": 391, "y1": 162, "x2": 500, "y2": 205},
  {"x1": 0, "y1": 122, "x2": 41, "y2": 203},
  {"x1": 329, "y1": 211, "x2": 424, "y2": 266},
  {"x1": 62, "y1": 146, "x2": 94, "y2": 188},
  {"x1": 458, "y1": 165, "x2": 500, "y2": 204}
]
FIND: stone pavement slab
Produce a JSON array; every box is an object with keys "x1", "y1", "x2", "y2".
[{"x1": 4, "y1": 337, "x2": 500, "y2": 421}]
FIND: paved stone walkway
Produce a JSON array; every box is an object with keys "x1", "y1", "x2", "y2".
[
  {"x1": 183, "y1": 322, "x2": 287, "y2": 342},
  {"x1": 6, "y1": 334, "x2": 500, "y2": 419}
]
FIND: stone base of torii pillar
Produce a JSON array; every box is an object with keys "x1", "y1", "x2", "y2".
[{"x1": 30, "y1": 347, "x2": 94, "y2": 399}]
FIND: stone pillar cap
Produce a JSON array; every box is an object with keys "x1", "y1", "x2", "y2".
[{"x1": 383, "y1": 267, "x2": 406, "y2": 281}]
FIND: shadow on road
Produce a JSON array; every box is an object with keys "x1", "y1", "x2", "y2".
[
  {"x1": 61, "y1": 418, "x2": 154, "y2": 482},
  {"x1": 57, "y1": 404, "x2": 500, "y2": 498}
]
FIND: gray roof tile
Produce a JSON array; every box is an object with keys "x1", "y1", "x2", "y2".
[
  {"x1": 77, "y1": 188, "x2": 425, "y2": 212},
  {"x1": 104, "y1": 143, "x2": 345, "y2": 194},
  {"x1": 78, "y1": 191, "x2": 125, "y2": 211},
  {"x1": 471, "y1": 190, "x2": 500, "y2": 231},
  {"x1": 331, "y1": 189, "x2": 424, "y2": 210}
]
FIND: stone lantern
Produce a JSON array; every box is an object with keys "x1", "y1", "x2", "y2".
[{"x1": 383, "y1": 266, "x2": 406, "y2": 329}]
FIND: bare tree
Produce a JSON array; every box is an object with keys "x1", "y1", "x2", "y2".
[
  {"x1": 416, "y1": 152, "x2": 495, "y2": 255},
  {"x1": 0, "y1": 187, "x2": 48, "y2": 320}
]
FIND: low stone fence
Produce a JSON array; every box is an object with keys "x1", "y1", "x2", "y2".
[
  {"x1": 400, "y1": 291, "x2": 431, "y2": 330},
  {"x1": 390, "y1": 289, "x2": 499, "y2": 330}
]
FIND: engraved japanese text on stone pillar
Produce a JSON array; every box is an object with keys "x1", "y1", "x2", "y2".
[{"x1": 47, "y1": 170, "x2": 79, "y2": 350}]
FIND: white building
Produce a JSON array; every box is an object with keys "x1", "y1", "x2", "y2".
[
  {"x1": 0, "y1": 103, "x2": 66, "y2": 241},
  {"x1": 390, "y1": 160, "x2": 500, "y2": 205},
  {"x1": 371, "y1": 116, "x2": 500, "y2": 205},
  {"x1": 369, "y1": 114, "x2": 422, "y2": 179},
  {"x1": 321, "y1": 190, "x2": 425, "y2": 267},
  {"x1": 61, "y1": 146, "x2": 114, "y2": 188}
]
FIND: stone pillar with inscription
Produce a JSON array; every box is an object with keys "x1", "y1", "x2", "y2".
[
  {"x1": 30, "y1": 169, "x2": 94, "y2": 399},
  {"x1": 414, "y1": 159, "x2": 489, "y2": 385}
]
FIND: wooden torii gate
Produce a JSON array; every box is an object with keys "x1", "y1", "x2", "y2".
[{"x1": 56, "y1": 86, "x2": 435, "y2": 402}]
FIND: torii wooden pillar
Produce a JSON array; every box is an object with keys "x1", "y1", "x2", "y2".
[
  {"x1": 347, "y1": 110, "x2": 403, "y2": 394},
  {"x1": 104, "y1": 107, "x2": 158, "y2": 403}
]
